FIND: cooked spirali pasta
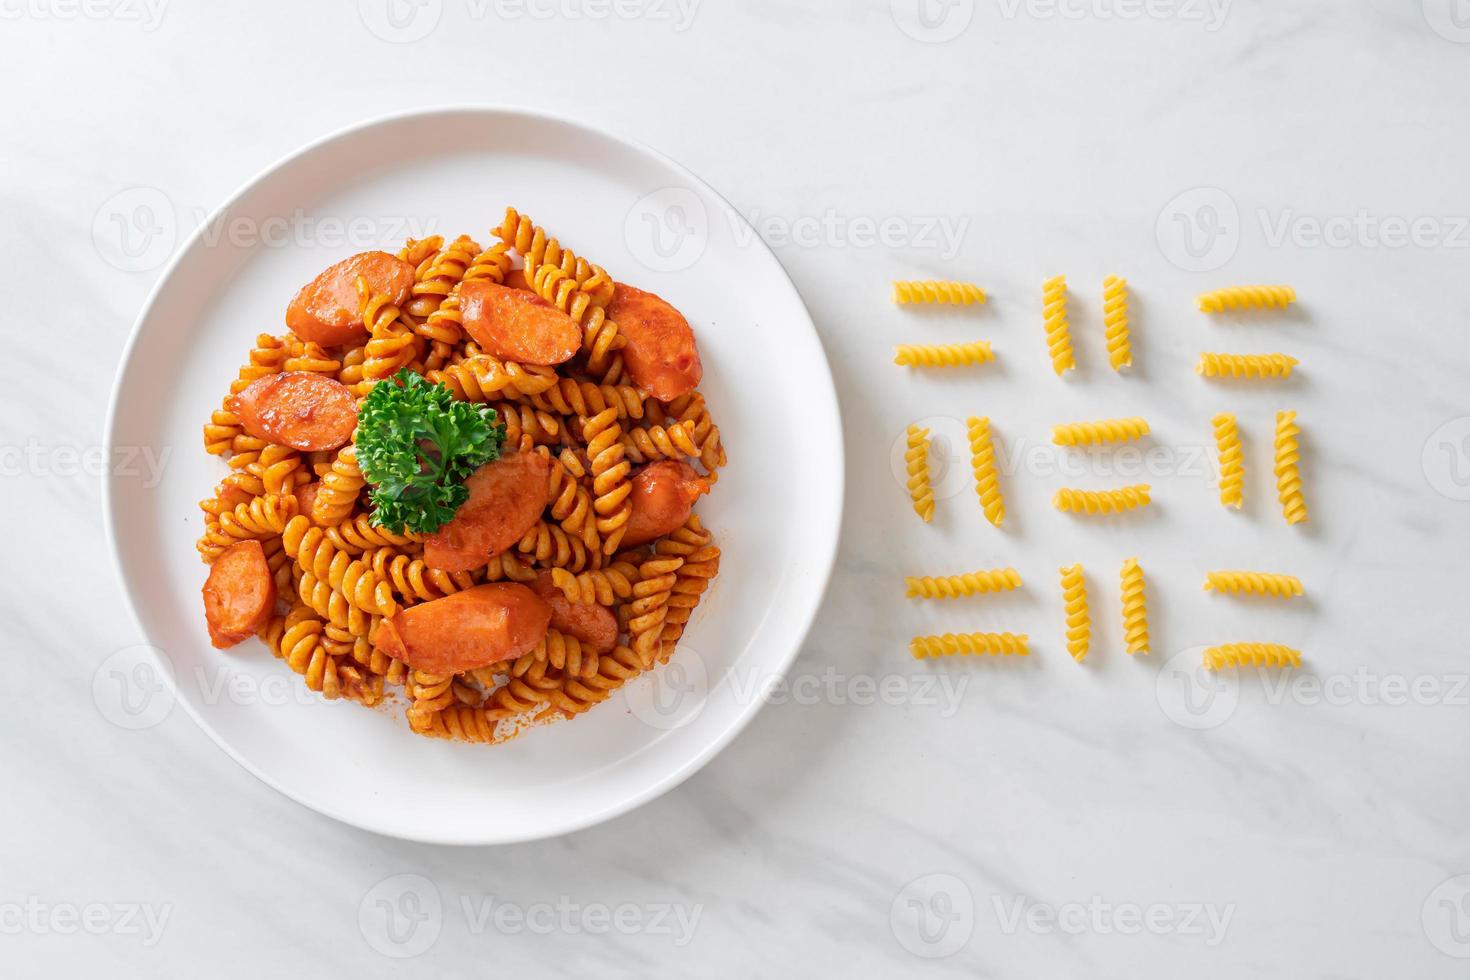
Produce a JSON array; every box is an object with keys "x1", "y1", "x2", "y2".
[
  {"x1": 1042, "y1": 275, "x2": 1074, "y2": 375},
  {"x1": 893, "y1": 340, "x2": 994, "y2": 368},
  {"x1": 1212, "y1": 412, "x2": 1244, "y2": 509},
  {"x1": 551, "y1": 562, "x2": 641, "y2": 605},
  {"x1": 1059, "y1": 564, "x2": 1089, "y2": 662},
  {"x1": 1274, "y1": 410, "x2": 1307, "y2": 526},
  {"x1": 910, "y1": 632, "x2": 1030, "y2": 659},
  {"x1": 1102, "y1": 275, "x2": 1131, "y2": 370},
  {"x1": 1203, "y1": 571, "x2": 1304, "y2": 598},
  {"x1": 904, "y1": 568, "x2": 1021, "y2": 598},
  {"x1": 621, "y1": 421, "x2": 701, "y2": 463},
  {"x1": 1051, "y1": 416, "x2": 1149, "y2": 446},
  {"x1": 1052, "y1": 485, "x2": 1152, "y2": 515},
  {"x1": 1196, "y1": 352, "x2": 1298, "y2": 379},
  {"x1": 311, "y1": 445, "x2": 365, "y2": 526},
  {"x1": 1203, "y1": 643, "x2": 1301, "y2": 670},
  {"x1": 891, "y1": 280, "x2": 987, "y2": 305},
  {"x1": 966, "y1": 416, "x2": 1004, "y2": 527},
  {"x1": 1197, "y1": 285, "x2": 1296, "y2": 313},
  {"x1": 1119, "y1": 558, "x2": 1148, "y2": 656}
]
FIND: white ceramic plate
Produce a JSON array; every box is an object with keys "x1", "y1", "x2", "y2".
[{"x1": 104, "y1": 107, "x2": 843, "y2": 845}]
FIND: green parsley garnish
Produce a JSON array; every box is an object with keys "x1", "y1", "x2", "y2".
[{"x1": 355, "y1": 369, "x2": 504, "y2": 534}]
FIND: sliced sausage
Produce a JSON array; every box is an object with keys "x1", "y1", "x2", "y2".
[
  {"x1": 606, "y1": 283, "x2": 702, "y2": 400},
  {"x1": 423, "y1": 451, "x2": 552, "y2": 572},
  {"x1": 373, "y1": 583, "x2": 552, "y2": 673},
  {"x1": 231, "y1": 372, "x2": 358, "y2": 452},
  {"x1": 533, "y1": 572, "x2": 619, "y2": 654},
  {"x1": 457, "y1": 280, "x2": 581, "y2": 365},
  {"x1": 202, "y1": 540, "x2": 278, "y2": 649},
  {"x1": 286, "y1": 250, "x2": 415, "y2": 347},
  {"x1": 622, "y1": 460, "x2": 709, "y2": 547}
]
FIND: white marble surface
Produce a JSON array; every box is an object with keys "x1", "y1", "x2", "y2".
[{"x1": 5, "y1": 1, "x2": 1470, "y2": 975}]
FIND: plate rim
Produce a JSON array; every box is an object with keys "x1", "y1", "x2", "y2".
[{"x1": 102, "y1": 103, "x2": 845, "y2": 845}]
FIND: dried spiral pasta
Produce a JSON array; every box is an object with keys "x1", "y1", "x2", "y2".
[
  {"x1": 966, "y1": 416, "x2": 1004, "y2": 527},
  {"x1": 1196, "y1": 352, "x2": 1298, "y2": 379},
  {"x1": 1119, "y1": 558, "x2": 1149, "y2": 656},
  {"x1": 1197, "y1": 285, "x2": 1296, "y2": 313},
  {"x1": 1212, "y1": 413, "x2": 1244, "y2": 509},
  {"x1": 1052, "y1": 484, "x2": 1152, "y2": 515},
  {"x1": 1059, "y1": 564, "x2": 1090, "y2": 662},
  {"x1": 1203, "y1": 571, "x2": 1304, "y2": 598},
  {"x1": 1042, "y1": 275, "x2": 1074, "y2": 375},
  {"x1": 891, "y1": 280, "x2": 986, "y2": 305},
  {"x1": 910, "y1": 632, "x2": 1029, "y2": 659},
  {"x1": 1051, "y1": 416, "x2": 1149, "y2": 446},
  {"x1": 1102, "y1": 275, "x2": 1131, "y2": 370},
  {"x1": 904, "y1": 568, "x2": 1021, "y2": 598},
  {"x1": 905, "y1": 424, "x2": 935, "y2": 523},
  {"x1": 893, "y1": 340, "x2": 994, "y2": 368},
  {"x1": 1274, "y1": 410, "x2": 1307, "y2": 525},
  {"x1": 1203, "y1": 643, "x2": 1301, "y2": 670}
]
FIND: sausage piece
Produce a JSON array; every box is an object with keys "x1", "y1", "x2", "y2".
[
  {"x1": 202, "y1": 540, "x2": 278, "y2": 649},
  {"x1": 423, "y1": 451, "x2": 552, "y2": 572},
  {"x1": 606, "y1": 283, "x2": 702, "y2": 400},
  {"x1": 231, "y1": 372, "x2": 358, "y2": 452},
  {"x1": 622, "y1": 460, "x2": 709, "y2": 547},
  {"x1": 457, "y1": 280, "x2": 581, "y2": 366},
  {"x1": 533, "y1": 572, "x2": 619, "y2": 654},
  {"x1": 373, "y1": 583, "x2": 552, "y2": 673},
  {"x1": 285, "y1": 251, "x2": 415, "y2": 347}
]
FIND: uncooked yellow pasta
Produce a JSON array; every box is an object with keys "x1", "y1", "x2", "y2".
[
  {"x1": 904, "y1": 568, "x2": 1022, "y2": 599},
  {"x1": 893, "y1": 341, "x2": 994, "y2": 368},
  {"x1": 892, "y1": 280, "x2": 987, "y2": 305},
  {"x1": 1197, "y1": 285, "x2": 1296, "y2": 313},
  {"x1": 910, "y1": 632, "x2": 1030, "y2": 659},
  {"x1": 1103, "y1": 275, "x2": 1131, "y2": 370},
  {"x1": 1051, "y1": 416, "x2": 1149, "y2": 446},
  {"x1": 1059, "y1": 564, "x2": 1089, "y2": 662},
  {"x1": 1203, "y1": 643, "x2": 1302, "y2": 670},
  {"x1": 966, "y1": 416, "x2": 1004, "y2": 527},
  {"x1": 1053, "y1": 485, "x2": 1152, "y2": 515},
  {"x1": 1042, "y1": 275, "x2": 1074, "y2": 375},
  {"x1": 1212, "y1": 412, "x2": 1243, "y2": 509},
  {"x1": 1203, "y1": 571, "x2": 1304, "y2": 598},
  {"x1": 1119, "y1": 558, "x2": 1148, "y2": 655},
  {"x1": 905, "y1": 424, "x2": 935, "y2": 523},
  {"x1": 1274, "y1": 410, "x2": 1307, "y2": 525},
  {"x1": 1196, "y1": 352, "x2": 1298, "y2": 379}
]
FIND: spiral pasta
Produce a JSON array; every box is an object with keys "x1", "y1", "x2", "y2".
[
  {"x1": 621, "y1": 421, "x2": 701, "y2": 463},
  {"x1": 582, "y1": 406, "x2": 632, "y2": 554},
  {"x1": 905, "y1": 424, "x2": 935, "y2": 523},
  {"x1": 1196, "y1": 352, "x2": 1298, "y2": 379},
  {"x1": 1274, "y1": 410, "x2": 1307, "y2": 526},
  {"x1": 1119, "y1": 558, "x2": 1148, "y2": 655},
  {"x1": 496, "y1": 207, "x2": 612, "y2": 300},
  {"x1": 910, "y1": 632, "x2": 1029, "y2": 659},
  {"x1": 628, "y1": 553, "x2": 683, "y2": 666},
  {"x1": 966, "y1": 416, "x2": 1004, "y2": 527},
  {"x1": 196, "y1": 493, "x2": 299, "y2": 561},
  {"x1": 530, "y1": 262, "x2": 623, "y2": 368},
  {"x1": 904, "y1": 568, "x2": 1021, "y2": 599},
  {"x1": 1052, "y1": 485, "x2": 1151, "y2": 515},
  {"x1": 893, "y1": 341, "x2": 994, "y2": 368},
  {"x1": 1051, "y1": 416, "x2": 1149, "y2": 446},
  {"x1": 357, "y1": 276, "x2": 421, "y2": 385},
  {"x1": 891, "y1": 280, "x2": 986, "y2": 305},
  {"x1": 1059, "y1": 564, "x2": 1089, "y2": 662},
  {"x1": 311, "y1": 445, "x2": 365, "y2": 526},
  {"x1": 1203, "y1": 643, "x2": 1301, "y2": 670},
  {"x1": 551, "y1": 562, "x2": 641, "y2": 605},
  {"x1": 661, "y1": 391, "x2": 726, "y2": 480},
  {"x1": 1102, "y1": 275, "x2": 1131, "y2": 370},
  {"x1": 1204, "y1": 571, "x2": 1304, "y2": 598},
  {"x1": 1042, "y1": 275, "x2": 1074, "y2": 375},
  {"x1": 1212, "y1": 412, "x2": 1243, "y2": 509},
  {"x1": 1197, "y1": 285, "x2": 1296, "y2": 313}
]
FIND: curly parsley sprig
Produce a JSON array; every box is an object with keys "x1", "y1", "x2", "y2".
[{"x1": 354, "y1": 370, "x2": 505, "y2": 534}]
